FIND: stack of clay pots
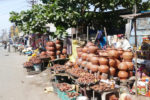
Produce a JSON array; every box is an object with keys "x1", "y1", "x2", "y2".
[
  {"x1": 118, "y1": 50, "x2": 134, "y2": 80},
  {"x1": 46, "y1": 41, "x2": 56, "y2": 60}
]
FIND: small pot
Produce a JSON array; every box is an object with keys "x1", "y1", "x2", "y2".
[
  {"x1": 82, "y1": 47, "x2": 88, "y2": 53},
  {"x1": 125, "y1": 62, "x2": 134, "y2": 71},
  {"x1": 108, "y1": 49, "x2": 119, "y2": 58},
  {"x1": 122, "y1": 50, "x2": 133, "y2": 61},
  {"x1": 118, "y1": 62, "x2": 128, "y2": 71},
  {"x1": 86, "y1": 62, "x2": 92, "y2": 69},
  {"x1": 99, "y1": 57, "x2": 108, "y2": 65},
  {"x1": 40, "y1": 51, "x2": 46, "y2": 55},
  {"x1": 118, "y1": 48, "x2": 124, "y2": 58},
  {"x1": 60, "y1": 54, "x2": 67, "y2": 59},
  {"x1": 109, "y1": 58, "x2": 116, "y2": 67},
  {"x1": 56, "y1": 50, "x2": 61, "y2": 55},
  {"x1": 87, "y1": 53, "x2": 95, "y2": 61},
  {"x1": 98, "y1": 65, "x2": 109, "y2": 73},
  {"x1": 62, "y1": 48, "x2": 67, "y2": 54},
  {"x1": 90, "y1": 56, "x2": 99, "y2": 65},
  {"x1": 81, "y1": 61, "x2": 87, "y2": 67},
  {"x1": 46, "y1": 46, "x2": 55, "y2": 51},
  {"x1": 90, "y1": 64, "x2": 98, "y2": 72},
  {"x1": 110, "y1": 67, "x2": 116, "y2": 76},
  {"x1": 47, "y1": 51, "x2": 56, "y2": 56},
  {"x1": 46, "y1": 41, "x2": 55, "y2": 47},
  {"x1": 118, "y1": 71, "x2": 128, "y2": 80},
  {"x1": 115, "y1": 59, "x2": 120, "y2": 68},
  {"x1": 77, "y1": 52, "x2": 82, "y2": 58},
  {"x1": 56, "y1": 44, "x2": 62, "y2": 50},
  {"x1": 88, "y1": 46, "x2": 98, "y2": 53},
  {"x1": 81, "y1": 53, "x2": 88, "y2": 61},
  {"x1": 55, "y1": 39, "x2": 61, "y2": 44}
]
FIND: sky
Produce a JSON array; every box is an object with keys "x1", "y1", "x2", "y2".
[{"x1": 0, "y1": 0, "x2": 30, "y2": 35}]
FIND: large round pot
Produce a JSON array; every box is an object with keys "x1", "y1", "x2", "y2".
[
  {"x1": 46, "y1": 46, "x2": 55, "y2": 51},
  {"x1": 77, "y1": 47, "x2": 83, "y2": 53},
  {"x1": 118, "y1": 71, "x2": 128, "y2": 80},
  {"x1": 62, "y1": 48, "x2": 67, "y2": 54},
  {"x1": 77, "y1": 52, "x2": 82, "y2": 58},
  {"x1": 90, "y1": 56, "x2": 99, "y2": 65},
  {"x1": 81, "y1": 53, "x2": 88, "y2": 61},
  {"x1": 86, "y1": 62, "x2": 92, "y2": 69},
  {"x1": 87, "y1": 53, "x2": 95, "y2": 61},
  {"x1": 125, "y1": 62, "x2": 134, "y2": 71},
  {"x1": 118, "y1": 62, "x2": 128, "y2": 71},
  {"x1": 109, "y1": 58, "x2": 116, "y2": 67},
  {"x1": 108, "y1": 49, "x2": 119, "y2": 58},
  {"x1": 47, "y1": 51, "x2": 56, "y2": 56},
  {"x1": 99, "y1": 57, "x2": 108, "y2": 65},
  {"x1": 46, "y1": 41, "x2": 55, "y2": 47},
  {"x1": 88, "y1": 46, "x2": 98, "y2": 53},
  {"x1": 56, "y1": 50, "x2": 61, "y2": 55},
  {"x1": 82, "y1": 47, "x2": 88, "y2": 53},
  {"x1": 50, "y1": 56, "x2": 56, "y2": 60},
  {"x1": 122, "y1": 50, "x2": 133, "y2": 61},
  {"x1": 81, "y1": 61, "x2": 87, "y2": 67},
  {"x1": 98, "y1": 65, "x2": 109, "y2": 73},
  {"x1": 110, "y1": 67, "x2": 116, "y2": 76},
  {"x1": 55, "y1": 39, "x2": 61, "y2": 44},
  {"x1": 86, "y1": 42, "x2": 94, "y2": 47},
  {"x1": 90, "y1": 64, "x2": 98, "y2": 72}
]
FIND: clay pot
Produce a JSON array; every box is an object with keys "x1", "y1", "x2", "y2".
[
  {"x1": 86, "y1": 42, "x2": 94, "y2": 47},
  {"x1": 77, "y1": 52, "x2": 82, "y2": 58},
  {"x1": 76, "y1": 59, "x2": 82, "y2": 65},
  {"x1": 46, "y1": 41, "x2": 55, "y2": 47},
  {"x1": 128, "y1": 71, "x2": 133, "y2": 77},
  {"x1": 77, "y1": 47, "x2": 82, "y2": 52},
  {"x1": 122, "y1": 50, "x2": 133, "y2": 61},
  {"x1": 118, "y1": 71, "x2": 128, "y2": 80},
  {"x1": 88, "y1": 46, "x2": 98, "y2": 53},
  {"x1": 81, "y1": 61, "x2": 87, "y2": 67},
  {"x1": 47, "y1": 51, "x2": 56, "y2": 56},
  {"x1": 82, "y1": 47, "x2": 88, "y2": 53},
  {"x1": 86, "y1": 62, "x2": 92, "y2": 69},
  {"x1": 87, "y1": 53, "x2": 95, "y2": 61},
  {"x1": 99, "y1": 57, "x2": 108, "y2": 65},
  {"x1": 98, "y1": 65, "x2": 109, "y2": 73},
  {"x1": 81, "y1": 53, "x2": 88, "y2": 61},
  {"x1": 46, "y1": 46, "x2": 55, "y2": 51},
  {"x1": 62, "y1": 48, "x2": 67, "y2": 54},
  {"x1": 41, "y1": 51, "x2": 46, "y2": 55},
  {"x1": 56, "y1": 50, "x2": 61, "y2": 55},
  {"x1": 118, "y1": 62, "x2": 128, "y2": 71},
  {"x1": 109, "y1": 58, "x2": 116, "y2": 67},
  {"x1": 99, "y1": 51, "x2": 108, "y2": 57},
  {"x1": 90, "y1": 56, "x2": 99, "y2": 65},
  {"x1": 50, "y1": 56, "x2": 56, "y2": 60},
  {"x1": 110, "y1": 67, "x2": 116, "y2": 76},
  {"x1": 108, "y1": 49, "x2": 119, "y2": 58},
  {"x1": 56, "y1": 39, "x2": 61, "y2": 44},
  {"x1": 90, "y1": 64, "x2": 98, "y2": 72},
  {"x1": 115, "y1": 59, "x2": 121, "y2": 68},
  {"x1": 125, "y1": 62, "x2": 134, "y2": 71},
  {"x1": 60, "y1": 54, "x2": 67, "y2": 59},
  {"x1": 56, "y1": 44, "x2": 61, "y2": 50},
  {"x1": 118, "y1": 48, "x2": 124, "y2": 58}
]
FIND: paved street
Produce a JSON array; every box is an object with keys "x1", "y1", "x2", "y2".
[{"x1": 0, "y1": 47, "x2": 59, "y2": 100}]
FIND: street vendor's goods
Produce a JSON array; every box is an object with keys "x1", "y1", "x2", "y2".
[
  {"x1": 88, "y1": 45, "x2": 98, "y2": 53},
  {"x1": 81, "y1": 61, "x2": 87, "y2": 67},
  {"x1": 56, "y1": 83, "x2": 72, "y2": 92},
  {"x1": 118, "y1": 48, "x2": 124, "y2": 58},
  {"x1": 98, "y1": 65, "x2": 109, "y2": 73},
  {"x1": 82, "y1": 47, "x2": 88, "y2": 53},
  {"x1": 66, "y1": 68, "x2": 87, "y2": 77},
  {"x1": 86, "y1": 42, "x2": 94, "y2": 47},
  {"x1": 46, "y1": 41, "x2": 55, "y2": 46},
  {"x1": 86, "y1": 62, "x2": 92, "y2": 69},
  {"x1": 65, "y1": 61, "x2": 73, "y2": 67},
  {"x1": 99, "y1": 57, "x2": 108, "y2": 65},
  {"x1": 56, "y1": 50, "x2": 61, "y2": 55},
  {"x1": 81, "y1": 53, "x2": 88, "y2": 60},
  {"x1": 67, "y1": 92, "x2": 79, "y2": 98},
  {"x1": 122, "y1": 50, "x2": 133, "y2": 61},
  {"x1": 90, "y1": 64, "x2": 98, "y2": 72},
  {"x1": 109, "y1": 58, "x2": 116, "y2": 67},
  {"x1": 55, "y1": 39, "x2": 61, "y2": 44},
  {"x1": 125, "y1": 62, "x2": 134, "y2": 71},
  {"x1": 56, "y1": 44, "x2": 61, "y2": 50},
  {"x1": 118, "y1": 62, "x2": 128, "y2": 71},
  {"x1": 23, "y1": 62, "x2": 33, "y2": 67},
  {"x1": 77, "y1": 52, "x2": 82, "y2": 58},
  {"x1": 87, "y1": 53, "x2": 95, "y2": 61},
  {"x1": 118, "y1": 71, "x2": 128, "y2": 80},
  {"x1": 90, "y1": 56, "x2": 99, "y2": 65},
  {"x1": 60, "y1": 54, "x2": 67, "y2": 59},
  {"x1": 62, "y1": 48, "x2": 67, "y2": 54},
  {"x1": 108, "y1": 49, "x2": 119, "y2": 58},
  {"x1": 110, "y1": 67, "x2": 116, "y2": 76}
]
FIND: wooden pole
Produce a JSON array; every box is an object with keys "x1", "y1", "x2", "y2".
[{"x1": 104, "y1": 27, "x2": 109, "y2": 46}]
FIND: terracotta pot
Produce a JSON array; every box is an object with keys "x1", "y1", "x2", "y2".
[
  {"x1": 128, "y1": 71, "x2": 133, "y2": 77},
  {"x1": 41, "y1": 51, "x2": 46, "y2": 55},
  {"x1": 77, "y1": 52, "x2": 82, "y2": 58},
  {"x1": 81, "y1": 53, "x2": 88, "y2": 61},
  {"x1": 56, "y1": 50, "x2": 61, "y2": 55},
  {"x1": 98, "y1": 65, "x2": 109, "y2": 73},
  {"x1": 88, "y1": 46, "x2": 98, "y2": 53},
  {"x1": 125, "y1": 62, "x2": 134, "y2": 71},
  {"x1": 115, "y1": 59, "x2": 120, "y2": 68},
  {"x1": 56, "y1": 39, "x2": 61, "y2": 44},
  {"x1": 99, "y1": 51, "x2": 108, "y2": 57},
  {"x1": 47, "y1": 51, "x2": 56, "y2": 56},
  {"x1": 118, "y1": 62, "x2": 128, "y2": 71},
  {"x1": 122, "y1": 50, "x2": 133, "y2": 61},
  {"x1": 77, "y1": 47, "x2": 82, "y2": 52},
  {"x1": 87, "y1": 53, "x2": 95, "y2": 61},
  {"x1": 50, "y1": 56, "x2": 56, "y2": 60},
  {"x1": 118, "y1": 71, "x2": 128, "y2": 80},
  {"x1": 118, "y1": 48, "x2": 124, "y2": 58},
  {"x1": 109, "y1": 58, "x2": 116, "y2": 67},
  {"x1": 81, "y1": 61, "x2": 87, "y2": 67},
  {"x1": 90, "y1": 56, "x2": 99, "y2": 65},
  {"x1": 60, "y1": 54, "x2": 67, "y2": 59},
  {"x1": 110, "y1": 67, "x2": 116, "y2": 76},
  {"x1": 86, "y1": 62, "x2": 92, "y2": 69},
  {"x1": 56, "y1": 44, "x2": 61, "y2": 50},
  {"x1": 46, "y1": 46, "x2": 55, "y2": 51},
  {"x1": 86, "y1": 42, "x2": 94, "y2": 47},
  {"x1": 90, "y1": 64, "x2": 98, "y2": 72},
  {"x1": 46, "y1": 41, "x2": 55, "y2": 47},
  {"x1": 76, "y1": 59, "x2": 82, "y2": 65},
  {"x1": 108, "y1": 49, "x2": 119, "y2": 58},
  {"x1": 99, "y1": 57, "x2": 108, "y2": 65},
  {"x1": 62, "y1": 48, "x2": 67, "y2": 54},
  {"x1": 82, "y1": 47, "x2": 88, "y2": 53}
]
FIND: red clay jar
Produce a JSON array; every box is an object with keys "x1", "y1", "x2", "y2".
[
  {"x1": 108, "y1": 49, "x2": 119, "y2": 58},
  {"x1": 77, "y1": 52, "x2": 82, "y2": 58},
  {"x1": 90, "y1": 56, "x2": 99, "y2": 65},
  {"x1": 118, "y1": 71, "x2": 128, "y2": 80},
  {"x1": 115, "y1": 59, "x2": 120, "y2": 68},
  {"x1": 88, "y1": 46, "x2": 98, "y2": 53},
  {"x1": 82, "y1": 47, "x2": 88, "y2": 53},
  {"x1": 90, "y1": 64, "x2": 98, "y2": 72},
  {"x1": 118, "y1": 62, "x2": 128, "y2": 71},
  {"x1": 56, "y1": 50, "x2": 61, "y2": 55},
  {"x1": 56, "y1": 44, "x2": 61, "y2": 50},
  {"x1": 99, "y1": 57, "x2": 108, "y2": 65},
  {"x1": 62, "y1": 48, "x2": 67, "y2": 54},
  {"x1": 46, "y1": 46, "x2": 55, "y2": 51},
  {"x1": 46, "y1": 41, "x2": 55, "y2": 47},
  {"x1": 110, "y1": 67, "x2": 116, "y2": 76},
  {"x1": 125, "y1": 62, "x2": 134, "y2": 71},
  {"x1": 81, "y1": 53, "x2": 88, "y2": 61},
  {"x1": 87, "y1": 53, "x2": 95, "y2": 61},
  {"x1": 122, "y1": 50, "x2": 133, "y2": 61},
  {"x1": 86, "y1": 62, "x2": 92, "y2": 69},
  {"x1": 98, "y1": 65, "x2": 109, "y2": 73},
  {"x1": 109, "y1": 58, "x2": 116, "y2": 67}
]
